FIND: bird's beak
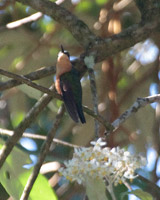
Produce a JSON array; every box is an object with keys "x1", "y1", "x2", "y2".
[{"x1": 61, "y1": 45, "x2": 64, "y2": 53}]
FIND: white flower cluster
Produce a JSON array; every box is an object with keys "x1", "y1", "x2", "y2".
[{"x1": 59, "y1": 138, "x2": 146, "y2": 185}]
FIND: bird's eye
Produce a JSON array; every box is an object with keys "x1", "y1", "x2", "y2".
[{"x1": 64, "y1": 51, "x2": 70, "y2": 58}]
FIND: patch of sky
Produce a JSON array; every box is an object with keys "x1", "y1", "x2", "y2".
[
  {"x1": 25, "y1": 6, "x2": 30, "y2": 13},
  {"x1": 53, "y1": 74, "x2": 56, "y2": 82},
  {"x1": 71, "y1": 0, "x2": 81, "y2": 4},
  {"x1": 43, "y1": 15, "x2": 52, "y2": 23},
  {"x1": 156, "y1": 157, "x2": 160, "y2": 177},
  {"x1": 129, "y1": 194, "x2": 140, "y2": 200},
  {"x1": 20, "y1": 137, "x2": 37, "y2": 152},
  {"x1": 130, "y1": 39, "x2": 159, "y2": 65},
  {"x1": 128, "y1": 144, "x2": 136, "y2": 154},
  {"x1": 158, "y1": 71, "x2": 160, "y2": 80},
  {"x1": 146, "y1": 147, "x2": 157, "y2": 172},
  {"x1": 149, "y1": 83, "x2": 159, "y2": 109},
  {"x1": 70, "y1": 56, "x2": 77, "y2": 61},
  {"x1": 23, "y1": 154, "x2": 38, "y2": 169},
  {"x1": 156, "y1": 179, "x2": 160, "y2": 187},
  {"x1": 128, "y1": 185, "x2": 140, "y2": 200}
]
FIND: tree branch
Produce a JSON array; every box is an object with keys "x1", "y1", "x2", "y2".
[
  {"x1": 0, "y1": 69, "x2": 113, "y2": 131},
  {"x1": 84, "y1": 56, "x2": 100, "y2": 138},
  {"x1": 83, "y1": 106, "x2": 114, "y2": 131},
  {"x1": 0, "y1": 69, "x2": 61, "y2": 101},
  {"x1": 105, "y1": 94, "x2": 160, "y2": 135},
  {"x1": 6, "y1": 12, "x2": 43, "y2": 29},
  {"x1": 0, "y1": 85, "x2": 55, "y2": 169},
  {"x1": 15, "y1": 0, "x2": 160, "y2": 63},
  {"x1": 15, "y1": 0, "x2": 97, "y2": 48},
  {"x1": 94, "y1": 19, "x2": 160, "y2": 62},
  {"x1": 88, "y1": 67, "x2": 100, "y2": 138},
  {"x1": 0, "y1": 69, "x2": 60, "y2": 98},
  {"x1": 20, "y1": 105, "x2": 65, "y2": 200},
  {"x1": 0, "y1": 128, "x2": 80, "y2": 148},
  {"x1": 0, "y1": 65, "x2": 56, "y2": 91}
]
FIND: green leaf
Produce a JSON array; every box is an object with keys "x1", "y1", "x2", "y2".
[
  {"x1": 0, "y1": 139, "x2": 57, "y2": 200},
  {"x1": 130, "y1": 189, "x2": 153, "y2": 200},
  {"x1": 114, "y1": 184, "x2": 128, "y2": 200},
  {"x1": 11, "y1": 111, "x2": 25, "y2": 128},
  {"x1": 19, "y1": 171, "x2": 58, "y2": 200},
  {"x1": 76, "y1": 0, "x2": 92, "y2": 12},
  {"x1": 96, "y1": 0, "x2": 108, "y2": 5},
  {"x1": 10, "y1": 56, "x2": 23, "y2": 70},
  {"x1": 121, "y1": 189, "x2": 154, "y2": 200},
  {"x1": 56, "y1": 99, "x2": 63, "y2": 108},
  {"x1": 86, "y1": 177, "x2": 108, "y2": 200},
  {"x1": 117, "y1": 77, "x2": 128, "y2": 89}
]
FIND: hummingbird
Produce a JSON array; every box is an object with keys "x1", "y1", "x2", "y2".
[{"x1": 55, "y1": 45, "x2": 86, "y2": 124}]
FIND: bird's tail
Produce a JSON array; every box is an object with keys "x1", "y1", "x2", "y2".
[{"x1": 77, "y1": 104, "x2": 86, "y2": 124}]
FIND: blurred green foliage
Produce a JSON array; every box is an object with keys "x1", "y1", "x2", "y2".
[
  {"x1": 0, "y1": 139, "x2": 57, "y2": 200},
  {"x1": 0, "y1": 0, "x2": 160, "y2": 199}
]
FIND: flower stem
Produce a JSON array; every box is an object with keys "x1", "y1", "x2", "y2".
[{"x1": 107, "y1": 183, "x2": 116, "y2": 200}]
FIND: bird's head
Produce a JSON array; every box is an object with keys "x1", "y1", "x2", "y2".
[
  {"x1": 60, "y1": 45, "x2": 70, "y2": 58},
  {"x1": 56, "y1": 45, "x2": 72, "y2": 76}
]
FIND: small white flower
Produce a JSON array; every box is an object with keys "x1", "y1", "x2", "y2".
[
  {"x1": 90, "y1": 137, "x2": 106, "y2": 147},
  {"x1": 59, "y1": 138, "x2": 147, "y2": 186}
]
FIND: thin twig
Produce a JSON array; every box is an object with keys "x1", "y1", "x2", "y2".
[
  {"x1": 83, "y1": 106, "x2": 114, "y2": 131},
  {"x1": 87, "y1": 68, "x2": 100, "y2": 138},
  {"x1": 0, "y1": 128, "x2": 81, "y2": 148},
  {"x1": 20, "y1": 105, "x2": 65, "y2": 200},
  {"x1": 0, "y1": 66, "x2": 56, "y2": 91},
  {"x1": 6, "y1": 12, "x2": 43, "y2": 29},
  {"x1": 105, "y1": 94, "x2": 160, "y2": 135},
  {"x1": 0, "y1": 69, "x2": 59, "y2": 97},
  {"x1": 0, "y1": 85, "x2": 55, "y2": 169}
]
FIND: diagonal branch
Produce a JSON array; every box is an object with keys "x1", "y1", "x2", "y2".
[
  {"x1": 15, "y1": 0, "x2": 97, "y2": 48},
  {"x1": 0, "y1": 69, "x2": 113, "y2": 131},
  {"x1": 0, "y1": 85, "x2": 55, "y2": 169},
  {"x1": 105, "y1": 94, "x2": 160, "y2": 135},
  {"x1": 20, "y1": 105, "x2": 65, "y2": 200},
  {"x1": 0, "y1": 65, "x2": 56, "y2": 91},
  {"x1": 15, "y1": 0, "x2": 160, "y2": 63},
  {"x1": 0, "y1": 69, "x2": 61, "y2": 99},
  {"x1": 6, "y1": 12, "x2": 43, "y2": 29}
]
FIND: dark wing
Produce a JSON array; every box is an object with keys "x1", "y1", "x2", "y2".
[
  {"x1": 60, "y1": 78, "x2": 79, "y2": 123},
  {"x1": 70, "y1": 68, "x2": 86, "y2": 124},
  {"x1": 76, "y1": 104, "x2": 86, "y2": 124}
]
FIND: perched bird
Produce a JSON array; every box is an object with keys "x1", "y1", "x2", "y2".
[{"x1": 55, "y1": 45, "x2": 86, "y2": 123}]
